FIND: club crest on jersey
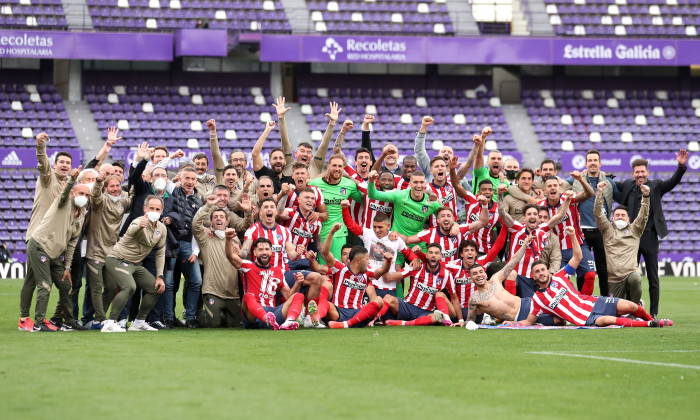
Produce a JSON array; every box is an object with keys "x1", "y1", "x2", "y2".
[
  {"x1": 155, "y1": 231, "x2": 161, "y2": 236},
  {"x1": 276, "y1": 233, "x2": 282, "y2": 241},
  {"x1": 340, "y1": 187, "x2": 346, "y2": 195},
  {"x1": 40, "y1": 255, "x2": 47, "y2": 263},
  {"x1": 446, "y1": 184, "x2": 452, "y2": 192},
  {"x1": 60, "y1": 255, "x2": 65, "y2": 262},
  {"x1": 208, "y1": 298, "x2": 215, "y2": 305},
  {"x1": 422, "y1": 206, "x2": 428, "y2": 213}
]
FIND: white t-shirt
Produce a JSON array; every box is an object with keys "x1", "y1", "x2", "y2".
[{"x1": 360, "y1": 227, "x2": 408, "y2": 290}]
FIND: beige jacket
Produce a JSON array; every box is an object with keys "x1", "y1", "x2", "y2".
[
  {"x1": 280, "y1": 115, "x2": 334, "y2": 178},
  {"x1": 86, "y1": 179, "x2": 133, "y2": 262},
  {"x1": 26, "y1": 143, "x2": 67, "y2": 240},
  {"x1": 108, "y1": 217, "x2": 167, "y2": 278}
]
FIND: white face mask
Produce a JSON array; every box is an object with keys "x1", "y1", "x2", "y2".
[
  {"x1": 73, "y1": 195, "x2": 88, "y2": 208},
  {"x1": 614, "y1": 220, "x2": 629, "y2": 230},
  {"x1": 153, "y1": 178, "x2": 167, "y2": 191},
  {"x1": 146, "y1": 211, "x2": 161, "y2": 223},
  {"x1": 214, "y1": 230, "x2": 226, "y2": 240},
  {"x1": 197, "y1": 173, "x2": 206, "y2": 180},
  {"x1": 84, "y1": 182, "x2": 95, "y2": 191},
  {"x1": 108, "y1": 195, "x2": 121, "y2": 203}
]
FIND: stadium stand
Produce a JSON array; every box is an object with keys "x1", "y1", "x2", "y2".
[{"x1": 0, "y1": 0, "x2": 68, "y2": 30}]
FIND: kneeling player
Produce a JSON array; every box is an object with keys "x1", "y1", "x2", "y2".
[
  {"x1": 511, "y1": 227, "x2": 672, "y2": 328},
  {"x1": 225, "y1": 235, "x2": 305, "y2": 330},
  {"x1": 379, "y1": 243, "x2": 456, "y2": 326},
  {"x1": 317, "y1": 223, "x2": 394, "y2": 329}
]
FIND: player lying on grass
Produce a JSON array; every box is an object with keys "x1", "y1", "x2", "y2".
[
  {"x1": 314, "y1": 223, "x2": 394, "y2": 329},
  {"x1": 225, "y1": 234, "x2": 305, "y2": 330},
  {"x1": 459, "y1": 233, "x2": 563, "y2": 330},
  {"x1": 376, "y1": 243, "x2": 458, "y2": 326},
  {"x1": 508, "y1": 226, "x2": 673, "y2": 328}
]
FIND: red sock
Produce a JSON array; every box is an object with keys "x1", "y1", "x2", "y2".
[
  {"x1": 632, "y1": 305, "x2": 653, "y2": 321},
  {"x1": 377, "y1": 299, "x2": 391, "y2": 318},
  {"x1": 504, "y1": 279, "x2": 516, "y2": 296},
  {"x1": 581, "y1": 272, "x2": 596, "y2": 295},
  {"x1": 243, "y1": 293, "x2": 269, "y2": 323},
  {"x1": 614, "y1": 317, "x2": 650, "y2": 327},
  {"x1": 347, "y1": 302, "x2": 381, "y2": 327},
  {"x1": 405, "y1": 314, "x2": 435, "y2": 326},
  {"x1": 286, "y1": 293, "x2": 304, "y2": 321},
  {"x1": 317, "y1": 287, "x2": 329, "y2": 319},
  {"x1": 435, "y1": 296, "x2": 450, "y2": 316}
]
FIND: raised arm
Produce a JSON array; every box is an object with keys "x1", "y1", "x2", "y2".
[
  {"x1": 369, "y1": 252, "x2": 394, "y2": 281},
  {"x1": 315, "y1": 102, "x2": 341, "y2": 171},
  {"x1": 566, "y1": 226, "x2": 582, "y2": 270},
  {"x1": 35, "y1": 133, "x2": 52, "y2": 187},
  {"x1": 252, "y1": 121, "x2": 276, "y2": 172},
  {"x1": 631, "y1": 184, "x2": 650, "y2": 236},
  {"x1": 272, "y1": 97, "x2": 294, "y2": 166},
  {"x1": 660, "y1": 149, "x2": 688, "y2": 195},
  {"x1": 547, "y1": 191, "x2": 574, "y2": 229},
  {"x1": 493, "y1": 233, "x2": 534, "y2": 283},
  {"x1": 341, "y1": 202, "x2": 363, "y2": 237},
  {"x1": 474, "y1": 127, "x2": 491, "y2": 170},
  {"x1": 414, "y1": 116, "x2": 433, "y2": 176},
  {"x1": 91, "y1": 174, "x2": 105, "y2": 209},
  {"x1": 333, "y1": 120, "x2": 352, "y2": 155},
  {"x1": 449, "y1": 156, "x2": 471, "y2": 200},
  {"x1": 593, "y1": 183, "x2": 611, "y2": 235},
  {"x1": 207, "y1": 119, "x2": 225, "y2": 183},
  {"x1": 321, "y1": 223, "x2": 342, "y2": 267},
  {"x1": 456, "y1": 134, "x2": 482, "y2": 179},
  {"x1": 93, "y1": 126, "x2": 121, "y2": 169},
  {"x1": 497, "y1": 184, "x2": 515, "y2": 228},
  {"x1": 570, "y1": 171, "x2": 594, "y2": 203},
  {"x1": 59, "y1": 167, "x2": 80, "y2": 207},
  {"x1": 361, "y1": 114, "x2": 376, "y2": 163},
  {"x1": 366, "y1": 173, "x2": 399, "y2": 202},
  {"x1": 225, "y1": 229, "x2": 243, "y2": 269}
]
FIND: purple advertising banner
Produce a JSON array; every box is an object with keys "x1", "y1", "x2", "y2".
[
  {"x1": 260, "y1": 35, "x2": 700, "y2": 66},
  {"x1": 560, "y1": 152, "x2": 698, "y2": 173},
  {"x1": 175, "y1": 29, "x2": 227, "y2": 57},
  {"x1": 0, "y1": 30, "x2": 173, "y2": 61},
  {"x1": 0, "y1": 148, "x2": 83, "y2": 169}
]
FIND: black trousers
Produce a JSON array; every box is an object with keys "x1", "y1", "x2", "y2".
[
  {"x1": 582, "y1": 228, "x2": 608, "y2": 297},
  {"x1": 637, "y1": 230, "x2": 660, "y2": 317}
]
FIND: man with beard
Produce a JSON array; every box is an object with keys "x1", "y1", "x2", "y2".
[
  {"x1": 460, "y1": 234, "x2": 561, "y2": 330},
  {"x1": 595, "y1": 182, "x2": 649, "y2": 305},
  {"x1": 537, "y1": 206, "x2": 563, "y2": 274},
  {"x1": 207, "y1": 119, "x2": 257, "y2": 192},
  {"x1": 193, "y1": 200, "x2": 247, "y2": 328},
  {"x1": 241, "y1": 197, "x2": 303, "y2": 269},
  {"x1": 309, "y1": 154, "x2": 364, "y2": 262},
  {"x1": 396, "y1": 205, "x2": 488, "y2": 265},
  {"x1": 341, "y1": 200, "x2": 420, "y2": 298},
  {"x1": 612, "y1": 151, "x2": 687, "y2": 318},
  {"x1": 82, "y1": 172, "x2": 134, "y2": 330},
  {"x1": 342, "y1": 147, "x2": 373, "y2": 228},
  {"x1": 251, "y1": 121, "x2": 294, "y2": 194},
  {"x1": 226, "y1": 237, "x2": 305, "y2": 330},
  {"x1": 19, "y1": 167, "x2": 88, "y2": 332},
  {"x1": 498, "y1": 188, "x2": 572, "y2": 299},
  {"x1": 538, "y1": 172, "x2": 596, "y2": 295},
  {"x1": 510, "y1": 227, "x2": 671, "y2": 328},
  {"x1": 312, "y1": 223, "x2": 394, "y2": 329},
  {"x1": 377, "y1": 243, "x2": 457, "y2": 327},
  {"x1": 197, "y1": 186, "x2": 253, "y2": 233},
  {"x1": 277, "y1": 162, "x2": 328, "y2": 222},
  {"x1": 471, "y1": 127, "x2": 507, "y2": 201},
  {"x1": 276, "y1": 97, "x2": 339, "y2": 178},
  {"x1": 192, "y1": 152, "x2": 217, "y2": 199},
  {"x1": 425, "y1": 156, "x2": 458, "y2": 225},
  {"x1": 502, "y1": 169, "x2": 543, "y2": 222},
  {"x1": 343, "y1": 168, "x2": 395, "y2": 231},
  {"x1": 373, "y1": 149, "x2": 418, "y2": 191},
  {"x1": 533, "y1": 159, "x2": 572, "y2": 192}
]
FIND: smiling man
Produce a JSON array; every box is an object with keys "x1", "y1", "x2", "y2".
[{"x1": 252, "y1": 121, "x2": 294, "y2": 194}]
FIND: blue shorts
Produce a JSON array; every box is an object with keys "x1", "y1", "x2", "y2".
[
  {"x1": 336, "y1": 307, "x2": 372, "y2": 328},
  {"x1": 375, "y1": 289, "x2": 396, "y2": 298},
  {"x1": 561, "y1": 247, "x2": 596, "y2": 279},
  {"x1": 242, "y1": 304, "x2": 285, "y2": 329},
  {"x1": 283, "y1": 268, "x2": 311, "y2": 295},
  {"x1": 585, "y1": 297, "x2": 619, "y2": 326},
  {"x1": 516, "y1": 298, "x2": 556, "y2": 326},
  {"x1": 396, "y1": 299, "x2": 431, "y2": 321},
  {"x1": 516, "y1": 275, "x2": 537, "y2": 299}
]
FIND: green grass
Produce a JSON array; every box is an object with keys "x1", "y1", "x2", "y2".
[{"x1": 1, "y1": 277, "x2": 699, "y2": 420}]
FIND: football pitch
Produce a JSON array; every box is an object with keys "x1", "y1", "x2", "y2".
[{"x1": 1, "y1": 277, "x2": 699, "y2": 420}]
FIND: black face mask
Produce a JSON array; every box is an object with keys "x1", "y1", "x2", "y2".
[{"x1": 505, "y1": 169, "x2": 518, "y2": 180}]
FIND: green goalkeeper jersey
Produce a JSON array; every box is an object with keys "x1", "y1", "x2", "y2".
[{"x1": 367, "y1": 183, "x2": 441, "y2": 237}]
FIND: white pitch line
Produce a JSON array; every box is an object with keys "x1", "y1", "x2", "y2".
[
  {"x1": 527, "y1": 351, "x2": 700, "y2": 370},
  {"x1": 539, "y1": 350, "x2": 700, "y2": 354}
]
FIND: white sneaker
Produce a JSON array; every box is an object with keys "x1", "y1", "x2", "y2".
[
  {"x1": 117, "y1": 319, "x2": 127, "y2": 329},
  {"x1": 101, "y1": 320, "x2": 126, "y2": 333},
  {"x1": 315, "y1": 320, "x2": 327, "y2": 329},
  {"x1": 433, "y1": 310, "x2": 453, "y2": 326},
  {"x1": 296, "y1": 306, "x2": 306, "y2": 325},
  {"x1": 279, "y1": 320, "x2": 299, "y2": 331},
  {"x1": 128, "y1": 320, "x2": 158, "y2": 331},
  {"x1": 482, "y1": 314, "x2": 496, "y2": 326},
  {"x1": 302, "y1": 315, "x2": 314, "y2": 328},
  {"x1": 639, "y1": 298, "x2": 645, "y2": 308}
]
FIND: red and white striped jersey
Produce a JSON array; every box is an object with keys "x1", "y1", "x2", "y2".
[
  {"x1": 344, "y1": 165, "x2": 366, "y2": 223},
  {"x1": 329, "y1": 260, "x2": 375, "y2": 310},
  {"x1": 243, "y1": 222, "x2": 292, "y2": 270},
  {"x1": 426, "y1": 181, "x2": 458, "y2": 225},
  {"x1": 445, "y1": 253, "x2": 496, "y2": 308},
  {"x1": 282, "y1": 185, "x2": 324, "y2": 209},
  {"x1": 508, "y1": 221, "x2": 552, "y2": 278},
  {"x1": 281, "y1": 207, "x2": 321, "y2": 259},
  {"x1": 529, "y1": 266, "x2": 597, "y2": 326},
  {"x1": 465, "y1": 201, "x2": 500, "y2": 254},
  {"x1": 538, "y1": 193, "x2": 584, "y2": 250},
  {"x1": 394, "y1": 175, "x2": 410, "y2": 191},
  {"x1": 400, "y1": 264, "x2": 455, "y2": 310},
  {"x1": 416, "y1": 226, "x2": 468, "y2": 264},
  {"x1": 239, "y1": 260, "x2": 285, "y2": 307},
  {"x1": 357, "y1": 183, "x2": 393, "y2": 230}
]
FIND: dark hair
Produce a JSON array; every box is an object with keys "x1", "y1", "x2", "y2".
[
  {"x1": 228, "y1": 150, "x2": 247, "y2": 164},
  {"x1": 296, "y1": 186, "x2": 314, "y2": 196},
  {"x1": 298, "y1": 142, "x2": 313, "y2": 151},
  {"x1": 151, "y1": 167, "x2": 168, "y2": 177},
  {"x1": 537, "y1": 205, "x2": 549, "y2": 215},
  {"x1": 374, "y1": 213, "x2": 389, "y2": 223},
  {"x1": 523, "y1": 203, "x2": 539, "y2": 215},
  {"x1": 153, "y1": 145, "x2": 168, "y2": 156},
  {"x1": 631, "y1": 158, "x2": 648, "y2": 170},
  {"x1": 253, "y1": 237, "x2": 272, "y2": 249},
  {"x1": 144, "y1": 194, "x2": 164, "y2": 209},
  {"x1": 112, "y1": 161, "x2": 124, "y2": 170},
  {"x1": 54, "y1": 151, "x2": 73, "y2": 164},
  {"x1": 257, "y1": 175, "x2": 273, "y2": 186},
  {"x1": 429, "y1": 156, "x2": 446, "y2": 167},
  {"x1": 543, "y1": 176, "x2": 559, "y2": 185},
  {"x1": 355, "y1": 147, "x2": 372, "y2": 161},
  {"x1": 193, "y1": 153, "x2": 209, "y2": 164},
  {"x1": 478, "y1": 179, "x2": 493, "y2": 190},
  {"x1": 213, "y1": 185, "x2": 229, "y2": 194},
  {"x1": 468, "y1": 263, "x2": 484, "y2": 275},
  {"x1": 530, "y1": 259, "x2": 547, "y2": 270},
  {"x1": 426, "y1": 242, "x2": 443, "y2": 252},
  {"x1": 436, "y1": 206, "x2": 453, "y2": 217},
  {"x1": 269, "y1": 147, "x2": 285, "y2": 158},
  {"x1": 292, "y1": 161, "x2": 309, "y2": 172},
  {"x1": 540, "y1": 159, "x2": 556, "y2": 170},
  {"x1": 410, "y1": 171, "x2": 425, "y2": 179},
  {"x1": 402, "y1": 155, "x2": 417, "y2": 164},
  {"x1": 341, "y1": 243, "x2": 353, "y2": 253},
  {"x1": 348, "y1": 245, "x2": 368, "y2": 262},
  {"x1": 327, "y1": 153, "x2": 346, "y2": 166},
  {"x1": 458, "y1": 239, "x2": 478, "y2": 255},
  {"x1": 585, "y1": 150, "x2": 601, "y2": 161},
  {"x1": 210, "y1": 208, "x2": 228, "y2": 221},
  {"x1": 260, "y1": 197, "x2": 276, "y2": 207},
  {"x1": 517, "y1": 168, "x2": 535, "y2": 180},
  {"x1": 223, "y1": 164, "x2": 237, "y2": 174},
  {"x1": 614, "y1": 205, "x2": 629, "y2": 216}
]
